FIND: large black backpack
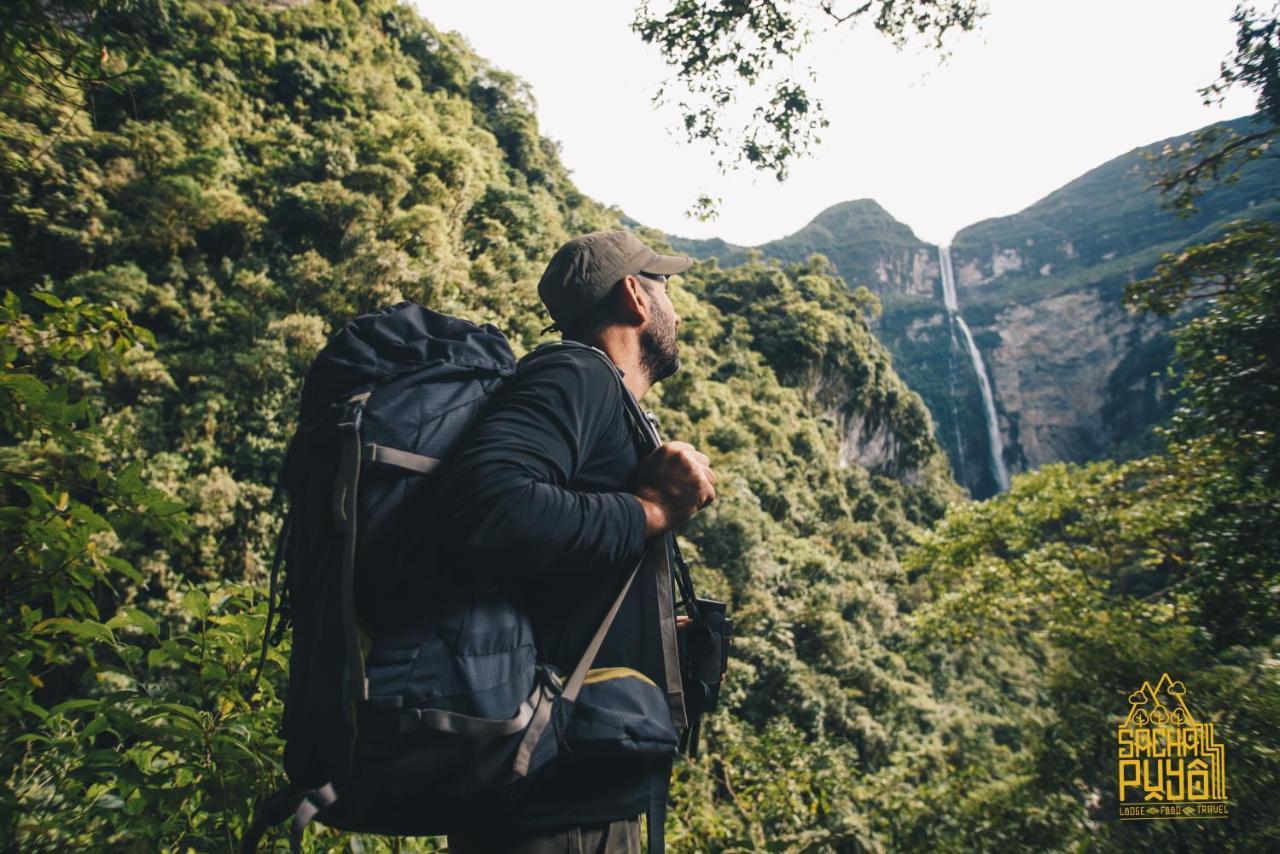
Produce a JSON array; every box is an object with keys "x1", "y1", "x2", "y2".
[{"x1": 240, "y1": 302, "x2": 693, "y2": 852}]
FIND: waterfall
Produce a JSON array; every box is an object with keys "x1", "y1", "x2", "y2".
[{"x1": 939, "y1": 245, "x2": 1010, "y2": 493}]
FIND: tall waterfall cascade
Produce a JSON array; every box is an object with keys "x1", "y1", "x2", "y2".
[{"x1": 939, "y1": 246, "x2": 1010, "y2": 493}]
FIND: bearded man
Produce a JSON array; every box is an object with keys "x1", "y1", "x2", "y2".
[{"x1": 436, "y1": 230, "x2": 718, "y2": 853}]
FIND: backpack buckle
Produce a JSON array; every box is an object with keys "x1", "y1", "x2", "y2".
[{"x1": 336, "y1": 392, "x2": 371, "y2": 433}]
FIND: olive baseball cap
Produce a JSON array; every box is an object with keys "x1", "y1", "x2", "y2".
[{"x1": 537, "y1": 230, "x2": 693, "y2": 334}]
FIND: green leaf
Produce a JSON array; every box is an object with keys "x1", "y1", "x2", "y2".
[
  {"x1": 181, "y1": 589, "x2": 210, "y2": 620},
  {"x1": 83, "y1": 714, "x2": 111, "y2": 739},
  {"x1": 122, "y1": 606, "x2": 160, "y2": 638},
  {"x1": 102, "y1": 554, "x2": 144, "y2": 583},
  {"x1": 30, "y1": 290, "x2": 64, "y2": 309},
  {"x1": 62, "y1": 619, "x2": 115, "y2": 645},
  {"x1": 116, "y1": 460, "x2": 144, "y2": 495},
  {"x1": 50, "y1": 698, "x2": 101, "y2": 715}
]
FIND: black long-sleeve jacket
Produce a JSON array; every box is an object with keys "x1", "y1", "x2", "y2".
[{"x1": 432, "y1": 344, "x2": 657, "y2": 827}]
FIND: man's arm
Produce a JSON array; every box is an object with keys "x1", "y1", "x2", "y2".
[{"x1": 434, "y1": 351, "x2": 648, "y2": 578}]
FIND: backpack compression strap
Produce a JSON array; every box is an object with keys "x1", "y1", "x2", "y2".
[
  {"x1": 334, "y1": 392, "x2": 372, "y2": 702},
  {"x1": 361, "y1": 441, "x2": 442, "y2": 474}
]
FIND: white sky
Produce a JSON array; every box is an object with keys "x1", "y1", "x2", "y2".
[{"x1": 416, "y1": 0, "x2": 1258, "y2": 246}]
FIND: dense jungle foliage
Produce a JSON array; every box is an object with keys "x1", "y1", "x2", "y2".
[{"x1": 1, "y1": 0, "x2": 1276, "y2": 851}]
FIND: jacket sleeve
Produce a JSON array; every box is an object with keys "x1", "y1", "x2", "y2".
[{"x1": 434, "y1": 351, "x2": 649, "y2": 579}]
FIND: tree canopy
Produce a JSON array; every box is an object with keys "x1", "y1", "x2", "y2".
[
  {"x1": 1152, "y1": 1, "x2": 1280, "y2": 211},
  {"x1": 631, "y1": 0, "x2": 984, "y2": 190}
]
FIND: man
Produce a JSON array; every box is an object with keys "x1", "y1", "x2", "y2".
[{"x1": 435, "y1": 230, "x2": 718, "y2": 853}]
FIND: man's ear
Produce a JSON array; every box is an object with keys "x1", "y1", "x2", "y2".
[{"x1": 618, "y1": 275, "x2": 650, "y2": 326}]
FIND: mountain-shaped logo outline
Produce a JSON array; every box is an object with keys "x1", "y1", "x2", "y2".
[{"x1": 1121, "y1": 672, "x2": 1195, "y2": 728}]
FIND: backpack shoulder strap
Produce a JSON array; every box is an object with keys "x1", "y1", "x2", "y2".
[{"x1": 511, "y1": 546, "x2": 645, "y2": 775}]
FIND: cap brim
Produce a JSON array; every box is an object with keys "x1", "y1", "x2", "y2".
[{"x1": 643, "y1": 253, "x2": 694, "y2": 276}]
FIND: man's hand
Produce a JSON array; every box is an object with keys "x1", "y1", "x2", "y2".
[{"x1": 630, "y1": 441, "x2": 717, "y2": 537}]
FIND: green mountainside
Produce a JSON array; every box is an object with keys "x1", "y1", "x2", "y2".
[{"x1": 671, "y1": 116, "x2": 1280, "y2": 496}]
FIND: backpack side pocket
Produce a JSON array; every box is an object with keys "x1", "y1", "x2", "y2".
[{"x1": 564, "y1": 667, "x2": 679, "y2": 757}]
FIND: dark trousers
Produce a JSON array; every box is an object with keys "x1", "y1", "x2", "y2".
[{"x1": 447, "y1": 815, "x2": 641, "y2": 854}]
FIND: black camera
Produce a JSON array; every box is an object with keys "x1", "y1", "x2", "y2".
[{"x1": 677, "y1": 597, "x2": 732, "y2": 757}]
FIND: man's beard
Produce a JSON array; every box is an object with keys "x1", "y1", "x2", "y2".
[{"x1": 639, "y1": 303, "x2": 680, "y2": 384}]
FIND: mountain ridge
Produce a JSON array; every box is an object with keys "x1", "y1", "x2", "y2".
[{"x1": 670, "y1": 197, "x2": 939, "y2": 302}]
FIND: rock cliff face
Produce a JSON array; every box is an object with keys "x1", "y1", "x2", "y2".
[
  {"x1": 942, "y1": 114, "x2": 1278, "y2": 487},
  {"x1": 834, "y1": 408, "x2": 921, "y2": 483},
  {"x1": 986, "y1": 290, "x2": 1172, "y2": 469},
  {"x1": 670, "y1": 115, "x2": 1280, "y2": 496},
  {"x1": 803, "y1": 357, "x2": 927, "y2": 481}
]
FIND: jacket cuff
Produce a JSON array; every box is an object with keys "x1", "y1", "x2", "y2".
[{"x1": 623, "y1": 492, "x2": 650, "y2": 554}]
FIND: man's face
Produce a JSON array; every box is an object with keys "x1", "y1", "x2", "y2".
[{"x1": 638, "y1": 274, "x2": 681, "y2": 384}]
